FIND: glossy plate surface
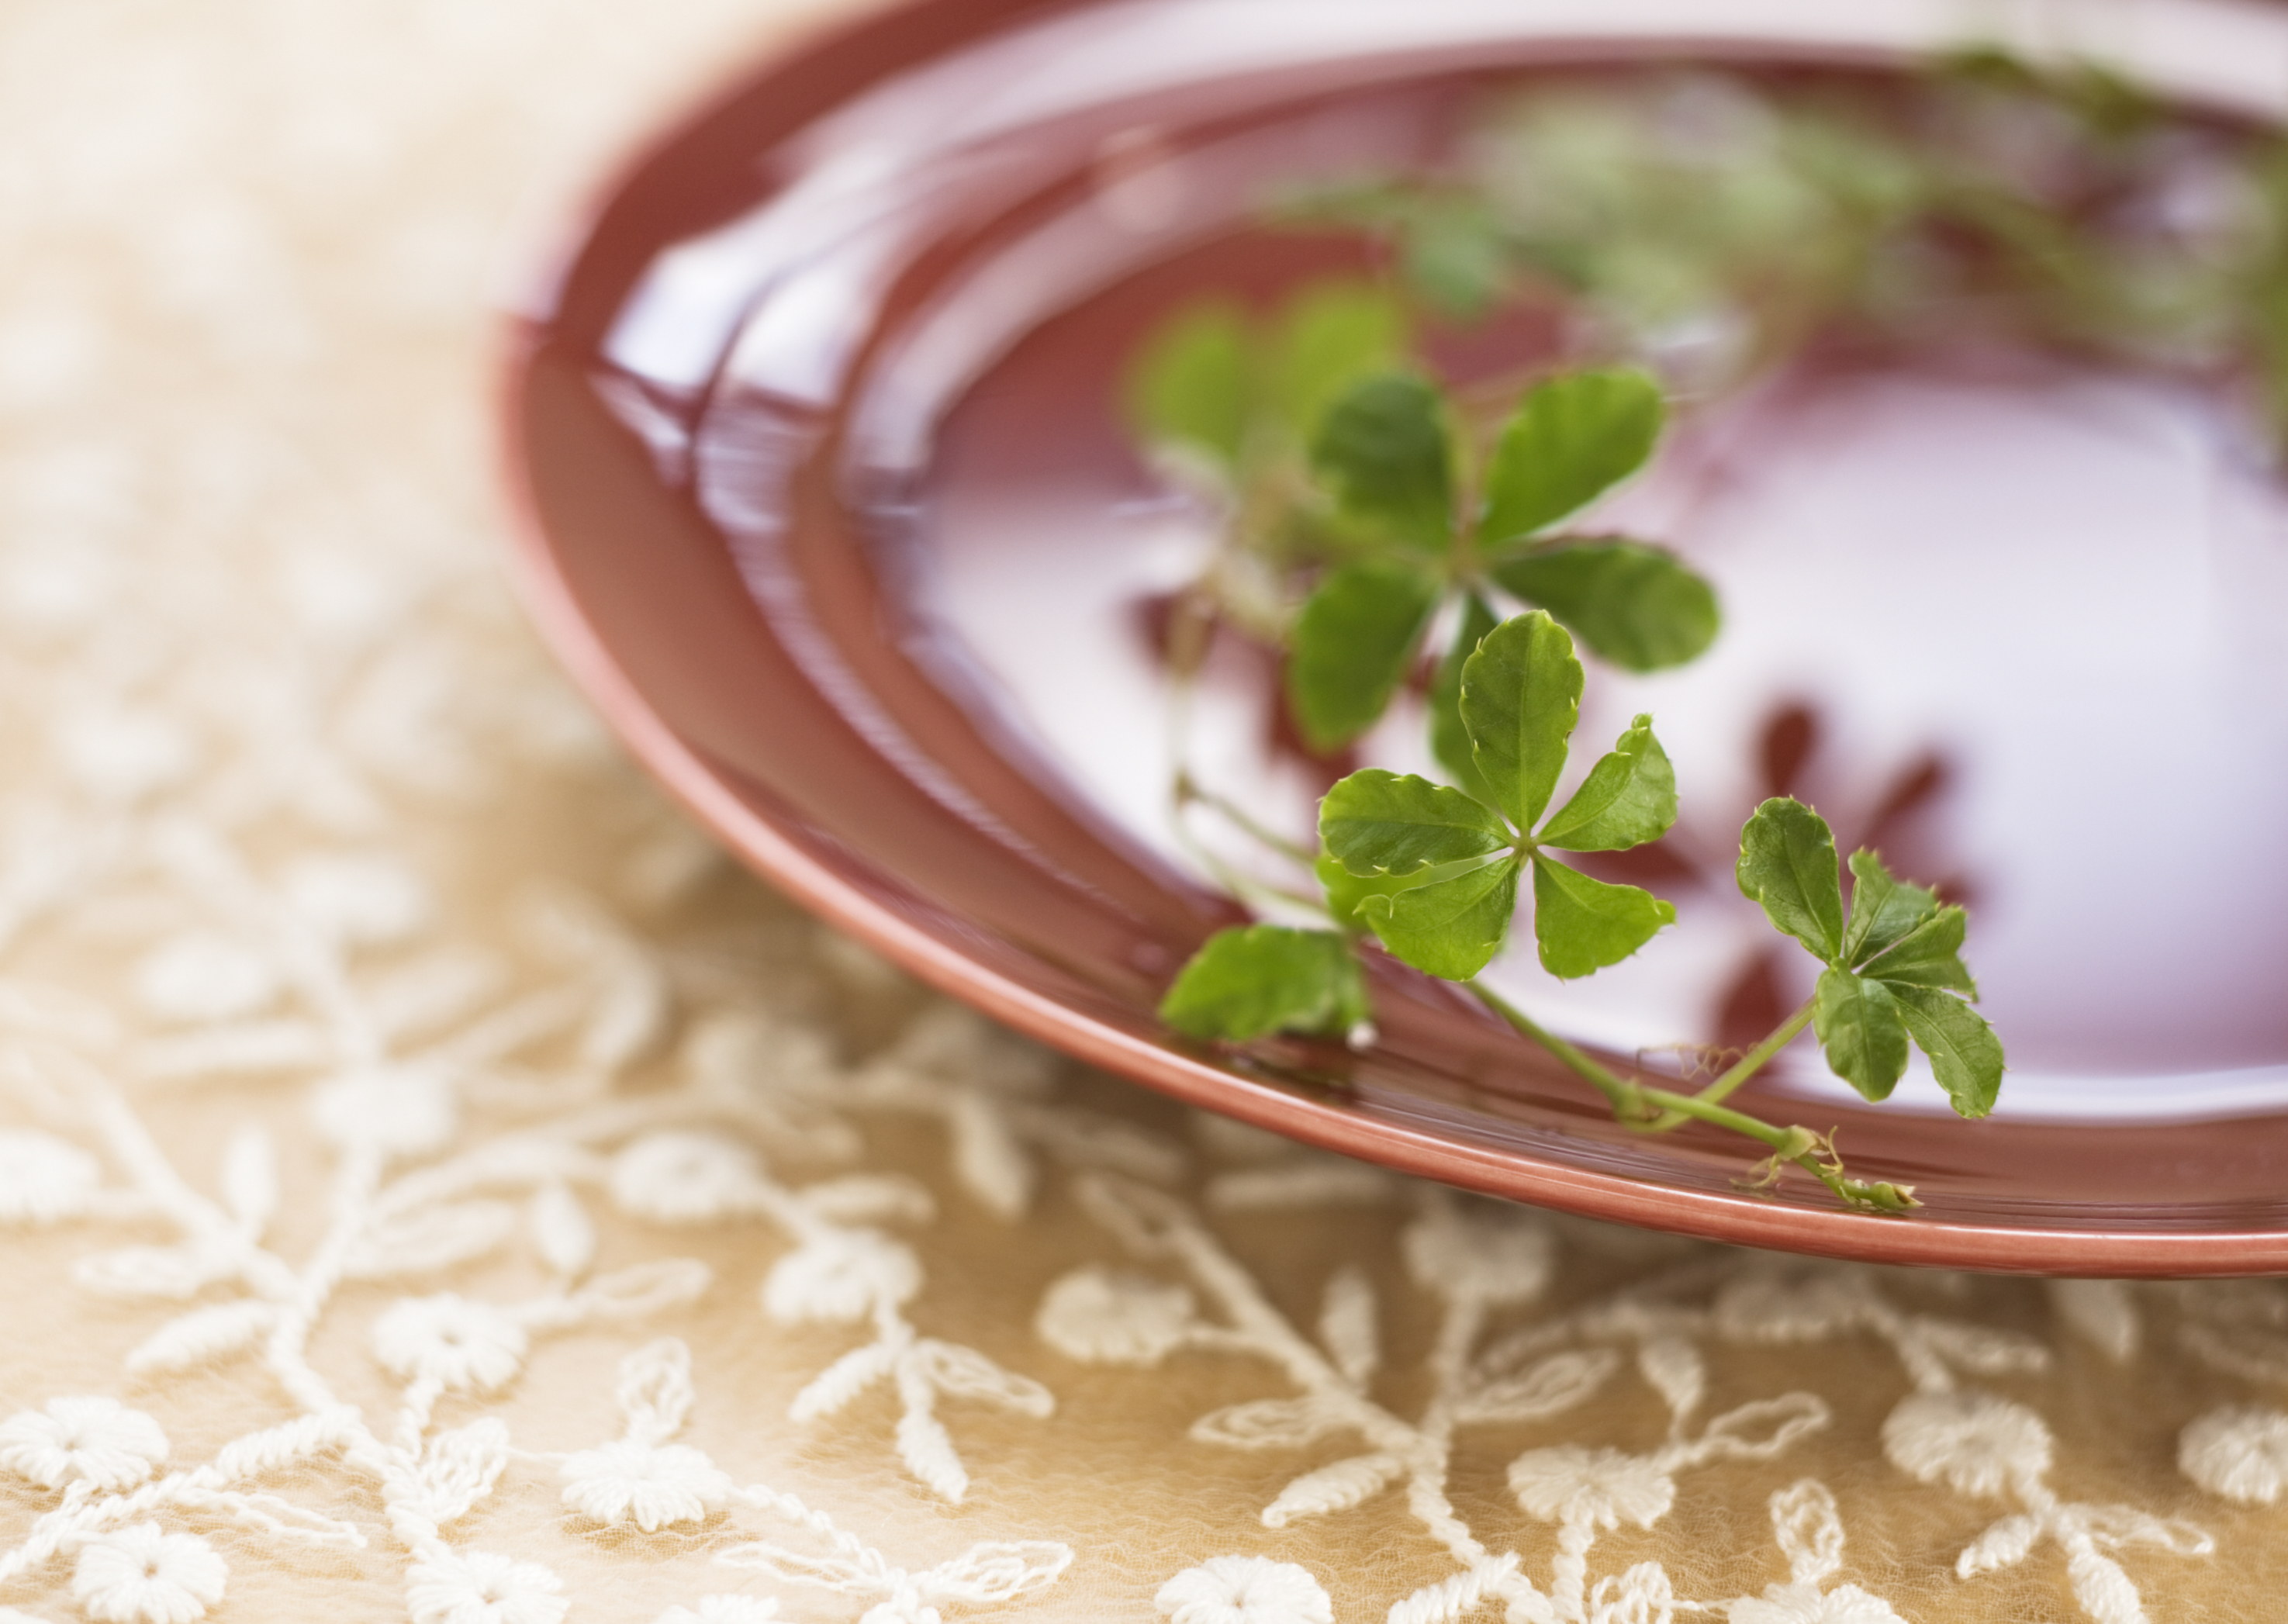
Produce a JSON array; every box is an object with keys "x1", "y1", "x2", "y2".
[{"x1": 503, "y1": 0, "x2": 2288, "y2": 1273}]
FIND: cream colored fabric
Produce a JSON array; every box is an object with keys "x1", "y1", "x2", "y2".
[{"x1": 1, "y1": 2, "x2": 2284, "y2": 1621}]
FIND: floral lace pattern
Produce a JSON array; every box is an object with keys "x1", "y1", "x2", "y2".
[{"x1": 0, "y1": 0, "x2": 2284, "y2": 1619}]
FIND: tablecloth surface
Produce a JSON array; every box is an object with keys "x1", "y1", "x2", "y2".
[{"x1": 0, "y1": 2, "x2": 2283, "y2": 1620}]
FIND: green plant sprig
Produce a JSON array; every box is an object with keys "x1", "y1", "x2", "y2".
[
  {"x1": 1125, "y1": 282, "x2": 1412, "y2": 661},
  {"x1": 1294, "y1": 52, "x2": 2288, "y2": 446},
  {"x1": 1157, "y1": 606, "x2": 2005, "y2": 1211},
  {"x1": 1126, "y1": 285, "x2": 1722, "y2": 762},
  {"x1": 1464, "y1": 982, "x2": 1916, "y2": 1213},
  {"x1": 1289, "y1": 365, "x2": 1719, "y2": 757},
  {"x1": 1132, "y1": 275, "x2": 2004, "y2": 1209}
]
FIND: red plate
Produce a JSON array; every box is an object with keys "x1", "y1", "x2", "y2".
[{"x1": 501, "y1": 0, "x2": 2288, "y2": 1272}]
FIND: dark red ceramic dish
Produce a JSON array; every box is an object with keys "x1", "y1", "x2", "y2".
[{"x1": 503, "y1": 0, "x2": 2288, "y2": 1273}]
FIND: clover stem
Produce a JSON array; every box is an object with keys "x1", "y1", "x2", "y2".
[
  {"x1": 1184, "y1": 844, "x2": 1326, "y2": 917},
  {"x1": 1624, "y1": 1084, "x2": 1798, "y2": 1149},
  {"x1": 1467, "y1": 981, "x2": 1910, "y2": 1210},
  {"x1": 1639, "y1": 997, "x2": 1819, "y2": 1130},
  {"x1": 1466, "y1": 980, "x2": 1642, "y2": 1116},
  {"x1": 1177, "y1": 775, "x2": 1318, "y2": 867},
  {"x1": 1623, "y1": 1086, "x2": 1911, "y2": 1211},
  {"x1": 1162, "y1": 588, "x2": 1211, "y2": 848},
  {"x1": 1169, "y1": 786, "x2": 1327, "y2": 918}
]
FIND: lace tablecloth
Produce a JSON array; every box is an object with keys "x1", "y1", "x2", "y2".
[{"x1": 2, "y1": 2, "x2": 2285, "y2": 1620}]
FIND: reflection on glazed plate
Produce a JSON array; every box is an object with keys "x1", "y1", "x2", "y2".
[{"x1": 502, "y1": 0, "x2": 2288, "y2": 1270}]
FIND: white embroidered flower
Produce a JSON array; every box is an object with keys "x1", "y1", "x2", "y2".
[
  {"x1": 559, "y1": 1439, "x2": 734, "y2": 1530},
  {"x1": 655, "y1": 1600, "x2": 779, "y2": 1624},
  {"x1": 0, "y1": 1130, "x2": 102, "y2": 1225},
  {"x1": 312, "y1": 1063, "x2": 458, "y2": 1158},
  {"x1": 2, "y1": 536, "x2": 114, "y2": 631},
  {"x1": 59, "y1": 710, "x2": 194, "y2": 802},
  {"x1": 133, "y1": 932, "x2": 278, "y2": 1022},
  {"x1": 282, "y1": 853, "x2": 429, "y2": 945},
  {"x1": 1156, "y1": 1555, "x2": 1334, "y2": 1624},
  {"x1": 71, "y1": 1523, "x2": 226, "y2": 1623},
  {"x1": 762, "y1": 1229, "x2": 921, "y2": 1324},
  {"x1": 1401, "y1": 1203, "x2": 1551, "y2": 1307},
  {"x1": 374, "y1": 1294, "x2": 529, "y2": 1393},
  {"x1": 1713, "y1": 1268, "x2": 1863, "y2": 1343},
  {"x1": 610, "y1": 1132, "x2": 764, "y2": 1222},
  {"x1": 1882, "y1": 1391, "x2": 2051, "y2": 1498},
  {"x1": 1589, "y1": 1560, "x2": 1674, "y2": 1624},
  {"x1": 1035, "y1": 1266, "x2": 1198, "y2": 1365},
  {"x1": 1508, "y1": 1446, "x2": 1676, "y2": 1529},
  {"x1": 0, "y1": 1396, "x2": 169, "y2": 1490},
  {"x1": 2179, "y1": 1406, "x2": 2288, "y2": 1503},
  {"x1": 1730, "y1": 1581, "x2": 1906, "y2": 1624},
  {"x1": 406, "y1": 1550, "x2": 567, "y2": 1624}
]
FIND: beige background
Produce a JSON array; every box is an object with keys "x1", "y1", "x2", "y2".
[{"x1": 0, "y1": 2, "x2": 2284, "y2": 1619}]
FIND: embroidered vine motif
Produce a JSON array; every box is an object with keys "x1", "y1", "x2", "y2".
[
  {"x1": 0, "y1": 306, "x2": 1090, "y2": 1614},
  {"x1": 566, "y1": 1339, "x2": 1074, "y2": 1624},
  {"x1": 602, "y1": 1114, "x2": 1057, "y2": 1505},
  {"x1": 707, "y1": 1483, "x2": 1070, "y2": 1624},
  {"x1": 1040, "y1": 1174, "x2": 1848, "y2": 1623},
  {"x1": 0, "y1": 899, "x2": 1083, "y2": 1620},
  {"x1": 1042, "y1": 1171, "x2": 2229, "y2": 1624},
  {"x1": 1726, "y1": 1481, "x2": 1902, "y2": 1624},
  {"x1": 0, "y1": 686, "x2": 2251, "y2": 1624},
  {"x1": 1724, "y1": 1263, "x2": 2210, "y2": 1623}
]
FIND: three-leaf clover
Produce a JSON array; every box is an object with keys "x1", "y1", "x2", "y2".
[
  {"x1": 1736, "y1": 799, "x2": 2005, "y2": 1118},
  {"x1": 1288, "y1": 366, "x2": 1720, "y2": 753},
  {"x1": 1318, "y1": 611, "x2": 1678, "y2": 981}
]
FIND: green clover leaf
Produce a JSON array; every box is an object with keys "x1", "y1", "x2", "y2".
[
  {"x1": 1488, "y1": 539, "x2": 1720, "y2": 673},
  {"x1": 1741, "y1": 800, "x2": 2003, "y2": 1117},
  {"x1": 1265, "y1": 282, "x2": 1411, "y2": 434},
  {"x1": 1536, "y1": 713, "x2": 1678, "y2": 852},
  {"x1": 1287, "y1": 560, "x2": 1443, "y2": 752},
  {"x1": 1737, "y1": 798, "x2": 1847, "y2": 962},
  {"x1": 1317, "y1": 850, "x2": 1435, "y2": 932},
  {"x1": 1813, "y1": 967, "x2": 1910, "y2": 1101},
  {"x1": 1840, "y1": 849, "x2": 1941, "y2": 965},
  {"x1": 1428, "y1": 593, "x2": 1500, "y2": 806},
  {"x1": 1357, "y1": 856, "x2": 1522, "y2": 980},
  {"x1": 1471, "y1": 371, "x2": 1716, "y2": 676},
  {"x1": 1860, "y1": 906, "x2": 1979, "y2": 995},
  {"x1": 1530, "y1": 855, "x2": 1677, "y2": 979},
  {"x1": 1891, "y1": 983, "x2": 2005, "y2": 1119},
  {"x1": 1124, "y1": 301, "x2": 1250, "y2": 468},
  {"x1": 1125, "y1": 281, "x2": 1408, "y2": 475},
  {"x1": 1319, "y1": 769, "x2": 1511, "y2": 876},
  {"x1": 1478, "y1": 368, "x2": 1664, "y2": 544},
  {"x1": 1160, "y1": 924, "x2": 1370, "y2": 1042},
  {"x1": 1309, "y1": 371, "x2": 1455, "y2": 552},
  {"x1": 1458, "y1": 610, "x2": 1582, "y2": 831},
  {"x1": 1279, "y1": 363, "x2": 1717, "y2": 754}
]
